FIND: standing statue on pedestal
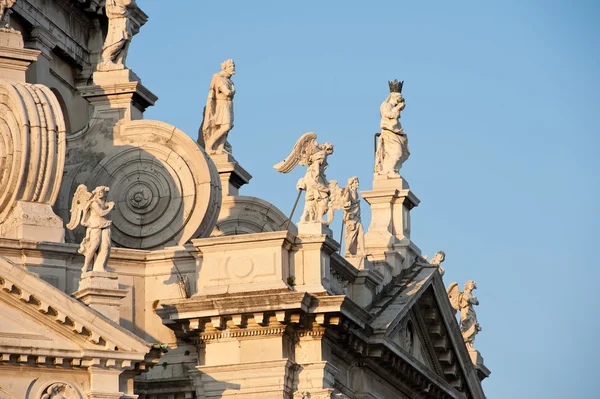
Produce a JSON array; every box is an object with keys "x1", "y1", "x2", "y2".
[
  {"x1": 274, "y1": 132, "x2": 335, "y2": 225},
  {"x1": 428, "y1": 250, "x2": 446, "y2": 276},
  {"x1": 200, "y1": 59, "x2": 236, "y2": 155},
  {"x1": 375, "y1": 79, "x2": 410, "y2": 178},
  {"x1": 331, "y1": 176, "x2": 365, "y2": 256},
  {"x1": 98, "y1": 0, "x2": 138, "y2": 71},
  {"x1": 447, "y1": 280, "x2": 482, "y2": 350},
  {"x1": 0, "y1": 0, "x2": 16, "y2": 28},
  {"x1": 66, "y1": 185, "x2": 115, "y2": 273}
]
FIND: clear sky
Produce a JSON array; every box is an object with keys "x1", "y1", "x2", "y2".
[{"x1": 129, "y1": 1, "x2": 599, "y2": 397}]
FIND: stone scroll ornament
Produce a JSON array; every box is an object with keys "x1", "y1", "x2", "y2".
[
  {"x1": 447, "y1": 280, "x2": 482, "y2": 350},
  {"x1": 374, "y1": 79, "x2": 410, "y2": 178},
  {"x1": 200, "y1": 59, "x2": 236, "y2": 155},
  {"x1": 98, "y1": 0, "x2": 139, "y2": 71},
  {"x1": 66, "y1": 185, "x2": 114, "y2": 273},
  {"x1": 58, "y1": 120, "x2": 222, "y2": 250},
  {"x1": 0, "y1": 81, "x2": 66, "y2": 229},
  {"x1": 330, "y1": 176, "x2": 366, "y2": 256},
  {"x1": 274, "y1": 132, "x2": 335, "y2": 225},
  {"x1": 428, "y1": 250, "x2": 446, "y2": 276}
]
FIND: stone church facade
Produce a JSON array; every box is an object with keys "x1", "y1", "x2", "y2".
[{"x1": 0, "y1": 1, "x2": 490, "y2": 398}]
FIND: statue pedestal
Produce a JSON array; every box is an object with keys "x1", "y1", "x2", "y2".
[
  {"x1": 468, "y1": 348, "x2": 491, "y2": 381},
  {"x1": 79, "y1": 68, "x2": 157, "y2": 121},
  {"x1": 361, "y1": 176, "x2": 420, "y2": 278},
  {"x1": 210, "y1": 153, "x2": 252, "y2": 196},
  {"x1": 0, "y1": 202, "x2": 64, "y2": 242},
  {"x1": 0, "y1": 28, "x2": 40, "y2": 82},
  {"x1": 294, "y1": 222, "x2": 336, "y2": 293},
  {"x1": 72, "y1": 271, "x2": 128, "y2": 324}
]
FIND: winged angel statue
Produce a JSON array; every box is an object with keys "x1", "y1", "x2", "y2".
[
  {"x1": 66, "y1": 185, "x2": 115, "y2": 273},
  {"x1": 274, "y1": 133, "x2": 336, "y2": 225},
  {"x1": 447, "y1": 281, "x2": 482, "y2": 350}
]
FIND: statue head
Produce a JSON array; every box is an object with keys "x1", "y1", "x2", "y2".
[
  {"x1": 388, "y1": 92, "x2": 403, "y2": 105},
  {"x1": 319, "y1": 142, "x2": 334, "y2": 154},
  {"x1": 465, "y1": 280, "x2": 477, "y2": 292},
  {"x1": 347, "y1": 176, "x2": 359, "y2": 189},
  {"x1": 221, "y1": 59, "x2": 235, "y2": 77},
  {"x1": 431, "y1": 250, "x2": 446, "y2": 264},
  {"x1": 92, "y1": 186, "x2": 110, "y2": 200}
]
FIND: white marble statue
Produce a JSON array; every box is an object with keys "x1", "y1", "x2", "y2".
[
  {"x1": 66, "y1": 185, "x2": 115, "y2": 273},
  {"x1": 331, "y1": 176, "x2": 365, "y2": 256},
  {"x1": 98, "y1": 0, "x2": 138, "y2": 71},
  {"x1": 274, "y1": 132, "x2": 335, "y2": 225},
  {"x1": 0, "y1": 0, "x2": 16, "y2": 28},
  {"x1": 200, "y1": 59, "x2": 236, "y2": 154},
  {"x1": 374, "y1": 79, "x2": 410, "y2": 178},
  {"x1": 428, "y1": 250, "x2": 446, "y2": 276},
  {"x1": 447, "y1": 280, "x2": 482, "y2": 350}
]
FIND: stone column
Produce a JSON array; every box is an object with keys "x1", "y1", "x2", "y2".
[
  {"x1": 72, "y1": 271, "x2": 128, "y2": 323},
  {"x1": 88, "y1": 367, "x2": 125, "y2": 399},
  {"x1": 361, "y1": 177, "x2": 421, "y2": 279}
]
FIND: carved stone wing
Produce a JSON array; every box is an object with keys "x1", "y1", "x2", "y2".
[
  {"x1": 273, "y1": 132, "x2": 318, "y2": 173},
  {"x1": 446, "y1": 282, "x2": 462, "y2": 312},
  {"x1": 66, "y1": 184, "x2": 92, "y2": 230},
  {"x1": 328, "y1": 181, "x2": 346, "y2": 211}
]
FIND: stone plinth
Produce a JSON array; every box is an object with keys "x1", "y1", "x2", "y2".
[
  {"x1": 192, "y1": 231, "x2": 294, "y2": 295},
  {"x1": 72, "y1": 271, "x2": 128, "y2": 323},
  {"x1": 78, "y1": 69, "x2": 157, "y2": 121},
  {"x1": 210, "y1": 153, "x2": 252, "y2": 196},
  {"x1": 361, "y1": 176, "x2": 421, "y2": 277},
  {"x1": 469, "y1": 348, "x2": 491, "y2": 381},
  {"x1": 0, "y1": 29, "x2": 40, "y2": 81},
  {"x1": 294, "y1": 222, "x2": 338, "y2": 293},
  {"x1": 0, "y1": 202, "x2": 64, "y2": 242},
  {"x1": 297, "y1": 221, "x2": 332, "y2": 237}
]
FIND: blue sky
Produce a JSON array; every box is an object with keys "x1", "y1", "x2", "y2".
[{"x1": 129, "y1": 1, "x2": 599, "y2": 397}]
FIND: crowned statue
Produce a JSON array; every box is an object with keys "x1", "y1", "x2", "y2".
[{"x1": 375, "y1": 79, "x2": 410, "y2": 178}]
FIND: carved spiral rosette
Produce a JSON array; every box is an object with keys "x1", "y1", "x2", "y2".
[
  {"x1": 0, "y1": 80, "x2": 66, "y2": 223},
  {"x1": 87, "y1": 120, "x2": 221, "y2": 249}
]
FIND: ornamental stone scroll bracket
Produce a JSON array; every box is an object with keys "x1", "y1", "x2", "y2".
[
  {"x1": 0, "y1": 79, "x2": 66, "y2": 242},
  {"x1": 57, "y1": 119, "x2": 222, "y2": 249}
]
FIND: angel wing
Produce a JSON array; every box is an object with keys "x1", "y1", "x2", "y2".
[
  {"x1": 446, "y1": 282, "x2": 462, "y2": 312},
  {"x1": 66, "y1": 184, "x2": 92, "y2": 230},
  {"x1": 328, "y1": 180, "x2": 346, "y2": 211},
  {"x1": 273, "y1": 132, "x2": 319, "y2": 173}
]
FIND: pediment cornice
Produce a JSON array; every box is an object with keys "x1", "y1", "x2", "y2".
[{"x1": 0, "y1": 255, "x2": 159, "y2": 370}]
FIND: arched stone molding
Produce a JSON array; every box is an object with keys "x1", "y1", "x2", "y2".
[
  {"x1": 212, "y1": 195, "x2": 297, "y2": 236},
  {"x1": 59, "y1": 119, "x2": 221, "y2": 249},
  {"x1": 0, "y1": 80, "x2": 66, "y2": 240},
  {"x1": 38, "y1": 382, "x2": 83, "y2": 399}
]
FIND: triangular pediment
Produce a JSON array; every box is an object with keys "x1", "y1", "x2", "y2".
[
  {"x1": 367, "y1": 263, "x2": 486, "y2": 398},
  {"x1": 0, "y1": 255, "x2": 158, "y2": 367}
]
